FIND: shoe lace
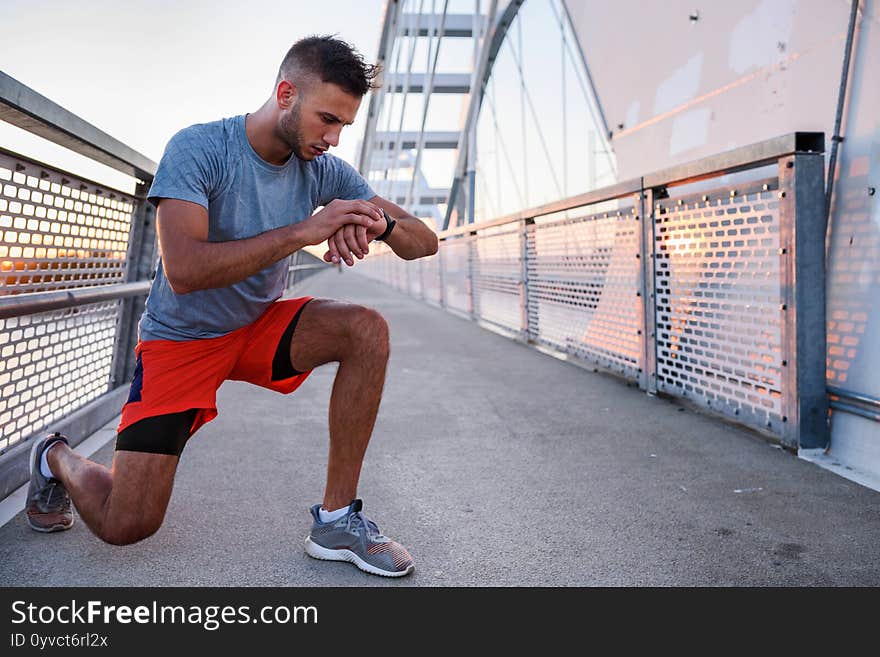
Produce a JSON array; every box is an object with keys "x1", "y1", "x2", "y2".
[
  {"x1": 344, "y1": 511, "x2": 384, "y2": 540},
  {"x1": 40, "y1": 481, "x2": 69, "y2": 512}
]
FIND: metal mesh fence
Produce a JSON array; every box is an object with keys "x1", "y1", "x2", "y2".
[
  {"x1": 422, "y1": 252, "x2": 442, "y2": 306},
  {"x1": 285, "y1": 250, "x2": 331, "y2": 292},
  {"x1": 0, "y1": 301, "x2": 118, "y2": 452},
  {"x1": 653, "y1": 181, "x2": 784, "y2": 429},
  {"x1": 396, "y1": 256, "x2": 410, "y2": 293},
  {"x1": 0, "y1": 151, "x2": 134, "y2": 296},
  {"x1": 442, "y1": 235, "x2": 472, "y2": 314},
  {"x1": 407, "y1": 258, "x2": 423, "y2": 299},
  {"x1": 529, "y1": 207, "x2": 641, "y2": 378},
  {"x1": 0, "y1": 151, "x2": 138, "y2": 454},
  {"x1": 359, "y1": 200, "x2": 643, "y2": 379},
  {"x1": 473, "y1": 225, "x2": 523, "y2": 333}
]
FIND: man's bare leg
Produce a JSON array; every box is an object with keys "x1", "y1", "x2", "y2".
[
  {"x1": 46, "y1": 445, "x2": 178, "y2": 545},
  {"x1": 287, "y1": 299, "x2": 390, "y2": 511}
]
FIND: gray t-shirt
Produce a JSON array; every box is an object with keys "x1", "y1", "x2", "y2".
[{"x1": 141, "y1": 114, "x2": 375, "y2": 341}]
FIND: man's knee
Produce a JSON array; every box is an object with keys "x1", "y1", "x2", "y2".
[
  {"x1": 100, "y1": 514, "x2": 165, "y2": 546},
  {"x1": 96, "y1": 450, "x2": 177, "y2": 546},
  {"x1": 346, "y1": 306, "x2": 389, "y2": 358}
]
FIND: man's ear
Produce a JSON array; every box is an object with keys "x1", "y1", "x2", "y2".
[{"x1": 276, "y1": 80, "x2": 297, "y2": 109}]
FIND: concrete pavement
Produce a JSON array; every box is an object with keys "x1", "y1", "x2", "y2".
[{"x1": 1, "y1": 268, "x2": 879, "y2": 586}]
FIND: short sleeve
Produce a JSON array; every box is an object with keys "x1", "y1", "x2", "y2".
[
  {"x1": 314, "y1": 154, "x2": 376, "y2": 206},
  {"x1": 147, "y1": 126, "x2": 222, "y2": 209}
]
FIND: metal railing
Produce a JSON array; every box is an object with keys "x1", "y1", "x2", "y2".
[{"x1": 358, "y1": 132, "x2": 833, "y2": 450}]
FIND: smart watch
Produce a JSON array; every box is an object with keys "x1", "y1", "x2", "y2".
[{"x1": 374, "y1": 210, "x2": 397, "y2": 242}]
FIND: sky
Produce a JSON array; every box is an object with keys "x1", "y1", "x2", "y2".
[{"x1": 0, "y1": 0, "x2": 385, "y2": 193}]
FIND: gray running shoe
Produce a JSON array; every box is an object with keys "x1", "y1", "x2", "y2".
[
  {"x1": 25, "y1": 432, "x2": 74, "y2": 533},
  {"x1": 304, "y1": 499, "x2": 414, "y2": 577}
]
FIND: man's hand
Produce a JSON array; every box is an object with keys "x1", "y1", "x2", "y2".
[
  {"x1": 321, "y1": 195, "x2": 438, "y2": 266},
  {"x1": 299, "y1": 199, "x2": 383, "y2": 248},
  {"x1": 323, "y1": 212, "x2": 388, "y2": 266}
]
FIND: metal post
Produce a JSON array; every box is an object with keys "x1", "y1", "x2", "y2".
[
  {"x1": 372, "y1": 2, "x2": 406, "y2": 191},
  {"x1": 778, "y1": 152, "x2": 830, "y2": 450},
  {"x1": 406, "y1": 0, "x2": 449, "y2": 210},
  {"x1": 109, "y1": 181, "x2": 156, "y2": 389},
  {"x1": 465, "y1": 0, "x2": 483, "y2": 226},
  {"x1": 385, "y1": 0, "x2": 426, "y2": 201},
  {"x1": 516, "y1": 16, "x2": 528, "y2": 208},
  {"x1": 358, "y1": 0, "x2": 403, "y2": 174},
  {"x1": 559, "y1": 4, "x2": 568, "y2": 198},
  {"x1": 439, "y1": 239, "x2": 447, "y2": 308},
  {"x1": 419, "y1": 257, "x2": 426, "y2": 301},
  {"x1": 467, "y1": 232, "x2": 476, "y2": 317},
  {"x1": 638, "y1": 186, "x2": 658, "y2": 395},
  {"x1": 466, "y1": 168, "x2": 476, "y2": 224},
  {"x1": 520, "y1": 217, "x2": 533, "y2": 343}
]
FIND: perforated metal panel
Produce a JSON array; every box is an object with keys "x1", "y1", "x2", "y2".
[
  {"x1": 285, "y1": 251, "x2": 328, "y2": 291},
  {"x1": 358, "y1": 246, "x2": 381, "y2": 283},
  {"x1": 473, "y1": 226, "x2": 523, "y2": 332},
  {"x1": 358, "y1": 255, "x2": 376, "y2": 282},
  {"x1": 0, "y1": 152, "x2": 137, "y2": 454},
  {"x1": 407, "y1": 258, "x2": 423, "y2": 299},
  {"x1": 653, "y1": 183, "x2": 784, "y2": 430},
  {"x1": 359, "y1": 243, "x2": 396, "y2": 288},
  {"x1": 528, "y1": 208, "x2": 642, "y2": 378},
  {"x1": 391, "y1": 254, "x2": 407, "y2": 292},
  {"x1": 0, "y1": 301, "x2": 118, "y2": 452},
  {"x1": 421, "y1": 252, "x2": 442, "y2": 306},
  {"x1": 0, "y1": 152, "x2": 134, "y2": 295},
  {"x1": 379, "y1": 251, "x2": 393, "y2": 287},
  {"x1": 442, "y1": 235, "x2": 472, "y2": 314}
]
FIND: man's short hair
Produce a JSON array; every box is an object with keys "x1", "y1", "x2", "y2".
[{"x1": 277, "y1": 35, "x2": 380, "y2": 97}]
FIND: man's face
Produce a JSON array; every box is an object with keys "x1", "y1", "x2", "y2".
[{"x1": 278, "y1": 81, "x2": 362, "y2": 161}]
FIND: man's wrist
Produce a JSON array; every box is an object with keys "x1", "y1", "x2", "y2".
[
  {"x1": 374, "y1": 211, "x2": 397, "y2": 242},
  {"x1": 287, "y1": 222, "x2": 307, "y2": 251}
]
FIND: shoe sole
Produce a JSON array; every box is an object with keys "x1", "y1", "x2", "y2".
[
  {"x1": 27, "y1": 436, "x2": 74, "y2": 533},
  {"x1": 304, "y1": 537, "x2": 414, "y2": 578},
  {"x1": 26, "y1": 516, "x2": 75, "y2": 533}
]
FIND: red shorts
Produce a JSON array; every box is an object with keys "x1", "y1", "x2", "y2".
[{"x1": 118, "y1": 296, "x2": 314, "y2": 438}]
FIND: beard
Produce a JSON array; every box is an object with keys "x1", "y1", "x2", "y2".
[{"x1": 278, "y1": 101, "x2": 308, "y2": 160}]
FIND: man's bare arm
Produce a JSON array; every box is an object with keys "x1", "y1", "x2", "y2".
[
  {"x1": 369, "y1": 195, "x2": 438, "y2": 260},
  {"x1": 157, "y1": 198, "x2": 382, "y2": 294}
]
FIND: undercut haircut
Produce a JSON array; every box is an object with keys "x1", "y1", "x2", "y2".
[{"x1": 277, "y1": 35, "x2": 381, "y2": 97}]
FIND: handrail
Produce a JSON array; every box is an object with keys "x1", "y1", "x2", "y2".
[
  {"x1": 0, "y1": 281, "x2": 152, "y2": 320},
  {"x1": 643, "y1": 132, "x2": 823, "y2": 188},
  {"x1": 829, "y1": 400, "x2": 880, "y2": 423},
  {"x1": 828, "y1": 386, "x2": 880, "y2": 411},
  {"x1": 0, "y1": 71, "x2": 157, "y2": 181},
  {"x1": 438, "y1": 177, "x2": 642, "y2": 239},
  {"x1": 437, "y1": 131, "x2": 824, "y2": 240},
  {"x1": 827, "y1": 386, "x2": 880, "y2": 422},
  {"x1": 0, "y1": 260, "x2": 330, "y2": 322},
  {"x1": 288, "y1": 264, "x2": 328, "y2": 272},
  {"x1": 0, "y1": 145, "x2": 141, "y2": 199}
]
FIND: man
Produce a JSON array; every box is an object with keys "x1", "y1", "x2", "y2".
[{"x1": 25, "y1": 36, "x2": 437, "y2": 578}]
